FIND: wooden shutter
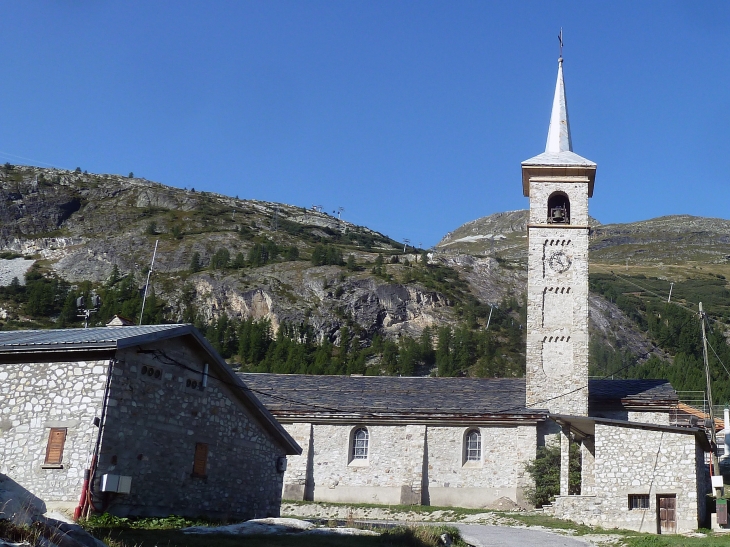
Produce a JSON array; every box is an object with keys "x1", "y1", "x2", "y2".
[
  {"x1": 192, "y1": 442, "x2": 208, "y2": 477},
  {"x1": 45, "y1": 428, "x2": 67, "y2": 465}
]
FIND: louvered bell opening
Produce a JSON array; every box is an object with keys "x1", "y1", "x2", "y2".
[{"x1": 45, "y1": 428, "x2": 67, "y2": 465}]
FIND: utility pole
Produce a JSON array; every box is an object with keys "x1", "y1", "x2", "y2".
[
  {"x1": 668, "y1": 282, "x2": 674, "y2": 303},
  {"x1": 403, "y1": 239, "x2": 410, "y2": 253},
  {"x1": 700, "y1": 302, "x2": 721, "y2": 489},
  {"x1": 485, "y1": 305, "x2": 494, "y2": 331},
  {"x1": 139, "y1": 240, "x2": 159, "y2": 326}
]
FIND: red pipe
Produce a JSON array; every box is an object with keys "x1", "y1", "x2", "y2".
[{"x1": 73, "y1": 469, "x2": 91, "y2": 521}]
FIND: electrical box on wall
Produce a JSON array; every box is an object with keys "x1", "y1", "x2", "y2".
[
  {"x1": 101, "y1": 474, "x2": 132, "y2": 494},
  {"x1": 276, "y1": 456, "x2": 287, "y2": 473}
]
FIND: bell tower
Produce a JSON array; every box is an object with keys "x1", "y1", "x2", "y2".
[{"x1": 522, "y1": 56, "x2": 596, "y2": 416}]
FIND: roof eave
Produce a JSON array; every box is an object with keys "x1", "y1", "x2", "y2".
[
  {"x1": 521, "y1": 163, "x2": 596, "y2": 198},
  {"x1": 185, "y1": 329, "x2": 302, "y2": 455}
]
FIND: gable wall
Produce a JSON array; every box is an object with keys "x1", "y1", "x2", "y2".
[
  {"x1": 0, "y1": 359, "x2": 109, "y2": 511},
  {"x1": 97, "y1": 340, "x2": 287, "y2": 519},
  {"x1": 548, "y1": 424, "x2": 708, "y2": 533}
]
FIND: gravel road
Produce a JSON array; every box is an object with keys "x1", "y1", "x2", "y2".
[{"x1": 452, "y1": 524, "x2": 592, "y2": 547}]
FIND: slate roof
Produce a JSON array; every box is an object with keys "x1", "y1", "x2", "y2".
[
  {"x1": 239, "y1": 374, "x2": 534, "y2": 421},
  {"x1": 239, "y1": 374, "x2": 677, "y2": 421},
  {"x1": 588, "y1": 379, "x2": 678, "y2": 406}
]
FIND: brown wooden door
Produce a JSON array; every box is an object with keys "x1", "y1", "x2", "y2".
[{"x1": 657, "y1": 495, "x2": 676, "y2": 534}]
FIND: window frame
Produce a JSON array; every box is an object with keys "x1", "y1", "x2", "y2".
[
  {"x1": 349, "y1": 427, "x2": 369, "y2": 465},
  {"x1": 628, "y1": 494, "x2": 650, "y2": 510},
  {"x1": 463, "y1": 428, "x2": 482, "y2": 466}
]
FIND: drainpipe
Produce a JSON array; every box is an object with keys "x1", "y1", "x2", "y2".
[{"x1": 74, "y1": 358, "x2": 116, "y2": 520}]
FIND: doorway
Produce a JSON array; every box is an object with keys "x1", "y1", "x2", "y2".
[{"x1": 657, "y1": 494, "x2": 676, "y2": 534}]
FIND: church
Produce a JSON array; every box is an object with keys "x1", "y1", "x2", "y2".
[{"x1": 241, "y1": 55, "x2": 711, "y2": 534}]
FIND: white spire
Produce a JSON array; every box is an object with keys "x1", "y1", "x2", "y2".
[{"x1": 545, "y1": 58, "x2": 572, "y2": 154}]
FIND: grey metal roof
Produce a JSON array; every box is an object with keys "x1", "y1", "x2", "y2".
[
  {"x1": 240, "y1": 374, "x2": 677, "y2": 420},
  {"x1": 0, "y1": 324, "x2": 190, "y2": 352}
]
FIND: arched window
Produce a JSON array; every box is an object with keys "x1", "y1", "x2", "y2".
[
  {"x1": 547, "y1": 192, "x2": 570, "y2": 224},
  {"x1": 352, "y1": 427, "x2": 369, "y2": 460},
  {"x1": 464, "y1": 429, "x2": 481, "y2": 462}
]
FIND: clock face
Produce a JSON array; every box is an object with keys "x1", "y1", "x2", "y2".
[{"x1": 548, "y1": 250, "x2": 572, "y2": 273}]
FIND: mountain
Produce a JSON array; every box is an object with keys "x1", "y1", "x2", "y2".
[
  {"x1": 0, "y1": 165, "x2": 529, "y2": 377},
  {"x1": 3, "y1": 164, "x2": 729, "y2": 393}
]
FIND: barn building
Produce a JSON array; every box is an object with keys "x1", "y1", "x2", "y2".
[{"x1": 0, "y1": 324, "x2": 300, "y2": 520}]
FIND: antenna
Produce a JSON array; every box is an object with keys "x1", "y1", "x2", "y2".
[
  {"x1": 139, "y1": 239, "x2": 159, "y2": 325},
  {"x1": 76, "y1": 293, "x2": 102, "y2": 328}
]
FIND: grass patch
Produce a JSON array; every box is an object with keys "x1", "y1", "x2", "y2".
[{"x1": 625, "y1": 534, "x2": 730, "y2": 547}]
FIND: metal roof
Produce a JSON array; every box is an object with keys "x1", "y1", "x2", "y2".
[
  {"x1": 0, "y1": 324, "x2": 190, "y2": 352},
  {"x1": 521, "y1": 58, "x2": 595, "y2": 168}
]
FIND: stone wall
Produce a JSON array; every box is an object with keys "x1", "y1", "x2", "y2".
[
  {"x1": 597, "y1": 411, "x2": 671, "y2": 426},
  {"x1": 426, "y1": 425, "x2": 536, "y2": 507},
  {"x1": 98, "y1": 340, "x2": 288, "y2": 520},
  {"x1": 0, "y1": 359, "x2": 109, "y2": 512},
  {"x1": 526, "y1": 225, "x2": 590, "y2": 416},
  {"x1": 549, "y1": 423, "x2": 708, "y2": 533},
  {"x1": 281, "y1": 422, "x2": 536, "y2": 508}
]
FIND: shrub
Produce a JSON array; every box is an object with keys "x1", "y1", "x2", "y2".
[{"x1": 524, "y1": 438, "x2": 581, "y2": 507}]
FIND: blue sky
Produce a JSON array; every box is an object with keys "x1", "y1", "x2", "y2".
[{"x1": 1, "y1": 2, "x2": 730, "y2": 247}]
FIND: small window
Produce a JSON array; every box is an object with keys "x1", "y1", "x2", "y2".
[
  {"x1": 628, "y1": 494, "x2": 650, "y2": 510},
  {"x1": 192, "y1": 442, "x2": 208, "y2": 477},
  {"x1": 45, "y1": 428, "x2": 67, "y2": 465},
  {"x1": 465, "y1": 429, "x2": 481, "y2": 462},
  {"x1": 352, "y1": 428, "x2": 368, "y2": 460}
]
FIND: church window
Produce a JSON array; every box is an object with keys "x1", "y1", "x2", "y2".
[
  {"x1": 352, "y1": 427, "x2": 369, "y2": 460},
  {"x1": 547, "y1": 192, "x2": 570, "y2": 224},
  {"x1": 464, "y1": 429, "x2": 481, "y2": 462}
]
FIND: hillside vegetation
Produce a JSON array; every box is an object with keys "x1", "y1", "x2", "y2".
[
  {"x1": 0, "y1": 164, "x2": 527, "y2": 377},
  {"x1": 4, "y1": 163, "x2": 730, "y2": 398}
]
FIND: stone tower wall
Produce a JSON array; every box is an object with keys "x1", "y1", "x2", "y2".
[{"x1": 525, "y1": 180, "x2": 590, "y2": 416}]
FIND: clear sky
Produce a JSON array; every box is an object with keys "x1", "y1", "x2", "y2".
[{"x1": 1, "y1": 2, "x2": 729, "y2": 247}]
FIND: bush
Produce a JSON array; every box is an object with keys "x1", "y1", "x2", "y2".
[{"x1": 525, "y1": 438, "x2": 581, "y2": 507}]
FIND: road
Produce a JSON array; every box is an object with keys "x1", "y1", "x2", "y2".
[{"x1": 452, "y1": 524, "x2": 591, "y2": 547}]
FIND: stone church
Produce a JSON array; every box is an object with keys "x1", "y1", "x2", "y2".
[{"x1": 243, "y1": 55, "x2": 711, "y2": 534}]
